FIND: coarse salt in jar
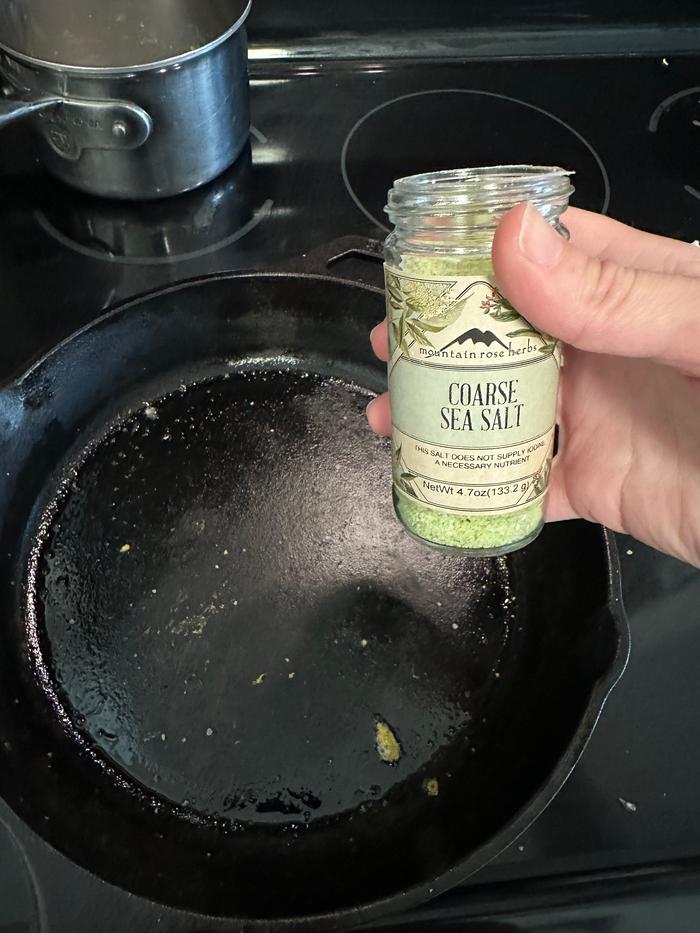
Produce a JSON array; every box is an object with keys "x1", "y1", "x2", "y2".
[{"x1": 383, "y1": 165, "x2": 573, "y2": 556}]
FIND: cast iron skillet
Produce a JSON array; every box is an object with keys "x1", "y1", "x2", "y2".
[{"x1": 0, "y1": 241, "x2": 629, "y2": 929}]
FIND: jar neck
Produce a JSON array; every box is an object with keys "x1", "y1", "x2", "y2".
[
  {"x1": 388, "y1": 217, "x2": 571, "y2": 257},
  {"x1": 386, "y1": 165, "x2": 573, "y2": 251}
]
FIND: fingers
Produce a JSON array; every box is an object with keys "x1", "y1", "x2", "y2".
[
  {"x1": 368, "y1": 323, "x2": 390, "y2": 433},
  {"x1": 563, "y1": 207, "x2": 700, "y2": 277},
  {"x1": 366, "y1": 393, "x2": 391, "y2": 436},
  {"x1": 370, "y1": 320, "x2": 389, "y2": 362},
  {"x1": 492, "y1": 204, "x2": 700, "y2": 375}
]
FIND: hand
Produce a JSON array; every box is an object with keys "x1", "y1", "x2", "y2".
[{"x1": 367, "y1": 204, "x2": 700, "y2": 568}]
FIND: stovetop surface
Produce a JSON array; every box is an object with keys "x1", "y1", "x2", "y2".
[
  {"x1": 2, "y1": 54, "x2": 700, "y2": 379},
  {"x1": 1, "y1": 41, "x2": 700, "y2": 933}
]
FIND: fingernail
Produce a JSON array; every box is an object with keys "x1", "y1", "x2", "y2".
[{"x1": 519, "y1": 204, "x2": 565, "y2": 267}]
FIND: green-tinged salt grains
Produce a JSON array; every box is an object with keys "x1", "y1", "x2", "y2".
[
  {"x1": 396, "y1": 488, "x2": 542, "y2": 551},
  {"x1": 384, "y1": 166, "x2": 573, "y2": 556}
]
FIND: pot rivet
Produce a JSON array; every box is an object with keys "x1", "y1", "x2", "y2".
[{"x1": 112, "y1": 121, "x2": 128, "y2": 139}]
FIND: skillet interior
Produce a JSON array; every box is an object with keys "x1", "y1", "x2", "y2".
[{"x1": 0, "y1": 273, "x2": 623, "y2": 922}]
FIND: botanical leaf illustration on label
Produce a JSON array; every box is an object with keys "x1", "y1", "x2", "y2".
[{"x1": 385, "y1": 266, "x2": 562, "y2": 516}]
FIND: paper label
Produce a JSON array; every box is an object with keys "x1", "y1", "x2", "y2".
[{"x1": 385, "y1": 265, "x2": 561, "y2": 516}]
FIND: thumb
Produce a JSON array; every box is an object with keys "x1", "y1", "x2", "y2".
[{"x1": 492, "y1": 203, "x2": 700, "y2": 375}]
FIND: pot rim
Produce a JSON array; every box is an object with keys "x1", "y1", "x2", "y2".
[{"x1": 0, "y1": 0, "x2": 251, "y2": 76}]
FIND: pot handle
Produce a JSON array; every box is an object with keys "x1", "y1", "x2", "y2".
[
  {"x1": 0, "y1": 89, "x2": 152, "y2": 159},
  {"x1": 0, "y1": 95, "x2": 62, "y2": 129}
]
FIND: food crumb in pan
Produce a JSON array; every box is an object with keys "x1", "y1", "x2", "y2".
[
  {"x1": 119, "y1": 543, "x2": 131, "y2": 553},
  {"x1": 618, "y1": 797, "x2": 638, "y2": 812},
  {"x1": 360, "y1": 639, "x2": 368, "y2": 648},
  {"x1": 288, "y1": 672, "x2": 296, "y2": 679},
  {"x1": 423, "y1": 778, "x2": 439, "y2": 797},
  {"x1": 375, "y1": 721, "x2": 401, "y2": 764},
  {"x1": 252, "y1": 673, "x2": 267, "y2": 686},
  {"x1": 143, "y1": 404, "x2": 159, "y2": 420},
  {"x1": 206, "y1": 728, "x2": 214, "y2": 737},
  {"x1": 451, "y1": 623, "x2": 459, "y2": 631}
]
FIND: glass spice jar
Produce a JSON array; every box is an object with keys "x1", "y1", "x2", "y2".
[{"x1": 383, "y1": 165, "x2": 573, "y2": 556}]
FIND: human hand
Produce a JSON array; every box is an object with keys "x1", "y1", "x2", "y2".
[{"x1": 367, "y1": 204, "x2": 700, "y2": 568}]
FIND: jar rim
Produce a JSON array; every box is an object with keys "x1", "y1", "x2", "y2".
[
  {"x1": 386, "y1": 165, "x2": 575, "y2": 222},
  {"x1": 393, "y1": 165, "x2": 572, "y2": 189}
]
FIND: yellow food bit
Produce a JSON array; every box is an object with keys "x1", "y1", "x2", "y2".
[
  {"x1": 360, "y1": 639, "x2": 368, "y2": 648},
  {"x1": 252, "y1": 673, "x2": 267, "y2": 686},
  {"x1": 375, "y1": 721, "x2": 401, "y2": 764},
  {"x1": 119, "y1": 544, "x2": 131, "y2": 553},
  {"x1": 423, "y1": 778, "x2": 439, "y2": 797}
]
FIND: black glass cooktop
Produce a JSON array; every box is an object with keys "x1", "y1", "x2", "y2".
[
  {"x1": 1, "y1": 49, "x2": 700, "y2": 933},
  {"x1": 247, "y1": 0, "x2": 700, "y2": 35},
  {"x1": 2, "y1": 54, "x2": 700, "y2": 381}
]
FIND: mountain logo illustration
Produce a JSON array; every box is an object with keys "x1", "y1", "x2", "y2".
[{"x1": 441, "y1": 328, "x2": 509, "y2": 352}]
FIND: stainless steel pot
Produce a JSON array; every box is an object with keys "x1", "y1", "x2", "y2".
[{"x1": 0, "y1": 0, "x2": 251, "y2": 200}]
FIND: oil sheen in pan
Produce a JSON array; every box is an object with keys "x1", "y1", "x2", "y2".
[{"x1": 32, "y1": 365, "x2": 514, "y2": 826}]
